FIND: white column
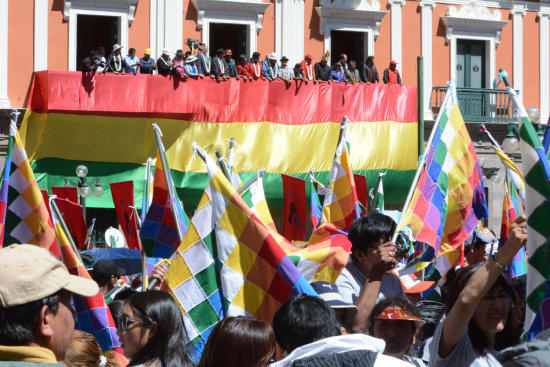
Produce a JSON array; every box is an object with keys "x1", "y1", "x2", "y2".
[
  {"x1": 275, "y1": 0, "x2": 304, "y2": 66},
  {"x1": 419, "y1": 0, "x2": 435, "y2": 120},
  {"x1": 388, "y1": 0, "x2": 405, "y2": 65},
  {"x1": 538, "y1": 7, "x2": 550, "y2": 121},
  {"x1": 511, "y1": 6, "x2": 525, "y2": 102},
  {"x1": 0, "y1": 0, "x2": 9, "y2": 108},
  {"x1": 150, "y1": 0, "x2": 158, "y2": 57},
  {"x1": 164, "y1": 0, "x2": 183, "y2": 54},
  {"x1": 34, "y1": 0, "x2": 48, "y2": 71}
]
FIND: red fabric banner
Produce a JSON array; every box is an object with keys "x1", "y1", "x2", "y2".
[
  {"x1": 40, "y1": 190, "x2": 60, "y2": 258},
  {"x1": 51, "y1": 186, "x2": 79, "y2": 203},
  {"x1": 29, "y1": 71, "x2": 417, "y2": 124},
  {"x1": 353, "y1": 174, "x2": 368, "y2": 216},
  {"x1": 110, "y1": 181, "x2": 141, "y2": 250},
  {"x1": 54, "y1": 197, "x2": 87, "y2": 251},
  {"x1": 281, "y1": 174, "x2": 306, "y2": 242}
]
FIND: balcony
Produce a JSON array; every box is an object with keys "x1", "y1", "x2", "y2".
[{"x1": 431, "y1": 87, "x2": 519, "y2": 123}]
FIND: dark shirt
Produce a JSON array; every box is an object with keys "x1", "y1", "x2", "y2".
[
  {"x1": 157, "y1": 57, "x2": 172, "y2": 76},
  {"x1": 211, "y1": 56, "x2": 226, "y2": 77},
  {"x1": 139, "y1": 57, "x2": 156, "y2": 74},
  {"x1": 362, "y1": 64, "x2": 380, "y2": 83},
  {"x1": 197, "y1": 54, "x2": 212, "y2": 76},
  {"x1": 224, "y1": 58, "x2": 238, "y2": 77},
  {"x1": 106, "y1": 54, "x2": 126, "y2": 73},
  {"x1": 80, "y1": 57, "x2": 97, "y2": 72},
  {"x1": 314, "y1": 62, "x2": 332, "y2": 81}
]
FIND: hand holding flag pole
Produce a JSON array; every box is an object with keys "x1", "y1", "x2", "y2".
[{"x1": 392, "y1": 81, "x2": 456, "y2": 242}]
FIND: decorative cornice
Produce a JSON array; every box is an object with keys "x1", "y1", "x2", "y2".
[
  {"x1": 388, "y1": 0, "x2": 406, "y2": 6},
  {"x1": 191, "y1": 0, "x2": 270, "y2": 32},
  {"x1": 510, "y1": 4, "x2": 526, "y2": 16},
  {"x1": 319, "y1": 0, "x2": 381, "y2": 11},
  {"x1": 442, "y1": 0, "x2": 508, "y2": 45},
  {"x1": 63, "y1": 0, "x2": 139, "y2": 24},
  {"x1": 537, "y1": 6, "x2": 550, "y2": 19},
  {"x1": 315, "y1": 2, "x2": 387, "y2": 38},
  {"x1": 419, "y1": 0, "x2": 436, "y2": 9}
]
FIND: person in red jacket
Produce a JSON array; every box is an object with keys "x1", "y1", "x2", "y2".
[
  {"x1": 243, "y1": 52, "x2": 263, "y2": 80},
  {"x1": 383, "y1": 60, "x2": 402, "y2": 85},
  {"x1": 300, "y1": 54, "x2": 317, "y2": 84}
]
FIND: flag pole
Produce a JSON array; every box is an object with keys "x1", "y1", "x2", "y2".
[
  {"x1": 141, "y1": 157, "x2": 152, "y2": 223},
  {"x1": 216, "y1": 150, "x2": 232, "y2": 181},
  {"x1": 50, "y1": 196, "x2": 83, "y2": 264},
  {"x1": 391, "y1": 81, "x2": 456, "y2": 242},
  {"x1": 228, "y1": 138, "x2": 236, "y2": 175},
  {"x1": 237, "y1": 169, "x2": 266, "y2": 195},
  {"x1": 479, "y1": 124, "x2": 502, "y2": 149},
  {"x1": 370, "y1": 171, "x2": 385, "y2": 210},
  {"x1": 152, "y1": 124, "x2": 183, "y2": 243}
]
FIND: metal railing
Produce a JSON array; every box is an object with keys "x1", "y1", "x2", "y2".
[{"x1": 431, "y1": 87, "x2": 519, "y2": 123}]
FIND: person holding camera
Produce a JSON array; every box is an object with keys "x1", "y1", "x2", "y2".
[
  {"x1": 80, "y1": 50, "x2": 100, "y2": 72},
  {"x1": 335, "y1": 213, "x2": 404, "y2": 333}
]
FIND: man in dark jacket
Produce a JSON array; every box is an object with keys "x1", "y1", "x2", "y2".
[
  {"x1": 362, "y1": 56, "x2": 379, "y2": 84},
  {"x1": 211, "y1": 48, "x2": 229, "y2": 82},
  {"x1": 157, "y1": 48, "x2": 173, "y2": 76},
  {"x1": 314, "y1": 56, "x2": 332, "y2": 82}
]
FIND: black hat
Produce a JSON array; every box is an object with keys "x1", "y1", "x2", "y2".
[
  {"x1": 294, "y1": 63, "x2": 302, "y2": 69},
  {"x1": 280, "y1": 56, "x2": 289, "y2": 62},
  {"x1": 92, "y1": 260, "x2": 125, "y2": 282},
  {"x1": 216, "y1": 48, "x2": 225, "y2": 55}
]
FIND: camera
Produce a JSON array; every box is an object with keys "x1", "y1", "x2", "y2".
[{"x1": 185, "y1": 38, "x2": 202, "y2": 51}]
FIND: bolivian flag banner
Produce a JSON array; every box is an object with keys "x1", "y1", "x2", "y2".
[{"x1": 21, "y1": 71, "x2": 418, "y2": 211}]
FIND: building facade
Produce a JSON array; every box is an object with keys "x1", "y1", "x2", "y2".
[{"x1": 0, "y1": 0, "x2": 544, "y2": 230}]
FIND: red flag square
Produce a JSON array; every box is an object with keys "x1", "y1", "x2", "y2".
[{"x1": 281, "y1": 174, "x2": 306, "y2": 241}]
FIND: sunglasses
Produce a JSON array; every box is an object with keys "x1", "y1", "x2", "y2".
[{"x1": 117, "y1": 315, "x2": 150, "y2": 332}]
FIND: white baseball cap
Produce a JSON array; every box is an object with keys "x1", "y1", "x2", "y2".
[{"x1": 0, "y1": 244, "x2": 99, "y2": 307}]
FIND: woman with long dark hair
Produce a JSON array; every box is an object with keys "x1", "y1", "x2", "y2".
[
  {"x1": 116, "y1": 291, "x2": 193, "y2": 367},
  {"x1": 428, "y1": 216, "x2": 527, "y2": 367},
  {"x1": 197, "y1": 316, "x2": 276, "y2": 367}
]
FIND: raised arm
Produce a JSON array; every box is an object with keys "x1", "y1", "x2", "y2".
[{"x1": 438, "y1": 215, "x2": 527, "y2": 358}]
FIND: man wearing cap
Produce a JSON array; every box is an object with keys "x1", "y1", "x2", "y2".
[
  {"x1": 244, "y1": 52, "x2": 263, "y2": 81},
  {"x1": 211, "y1": 48, "x2": 229, "y2": 82},
  {"x1": 197, "y1": 44, "x2": 212, "y2": 77},
  {"x1": 157, "y1": 48, "x2": 172, "y2": 76},
  {"x1": 123, "y1": 48, "x2": 141, "y2": 74},
  {"x1": 139, "y1": 48, "x2": 157, "y2": 74},
  {"x1": 383, "y1": 61, "x2": 402, "y2": 85},
  {"x1": 262, "y1": 53, "x2": 280, "y2": 81},
  {"x1": 107, "y1": 44, "x2": 126, "y2": 74},
  {"x1": 311, "y1": 281, "x2": 358, "y2": 328},
  {"x1": 330, "y1": 63, "x2": 346, "y2": 82},
  {"x1": 314, "y1": 56, "x2": 332, "y2": 82},
  {"x1": 300, "y1": 54, "x2": 316, "y2": 83},
  {"x1": 278, "y1": 56, "x2": 293, "y2": 84},
  {"x1": 464, "y1": 229, "x2": 496, "y2": 266},
  {"x1": 0, "y1": 244, "x2": 98, "y2": 365},
  {"x1": 91, "y1": 259, "x2": 125, "y2": 298},
  {"x1": 223, "y1": 49, "x2": 239, "y2": 78},
  {"x1": 184, "y1": 55, "x2": 202, "y2": 79}
]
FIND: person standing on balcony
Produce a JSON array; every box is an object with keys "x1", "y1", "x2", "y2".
[
  {"x1": 383, "y1": 61, "x2": 402, "y2": 85},
  {"x1": 362, "y1": 56, "x2": 379, "y2": 84},
  {"x1": 157, "y1": 48, "x2": 173, "y2": 76},
  {"x1": 330, "y1": 63, "x2": 346, "y2": 82},
  {"x1": 139, "y1": 48, "x2": 157, "y2": 74},
  {"x1": 172, "y1": 49, "x2": 188, "y2": 80},
  {"x1": 339, "y1": 53, "x2": 352, "y2": 80},
  {"x1": 237, "y1": 54, "x2": 249, "y2": 81},
  {"x1": 96, "y1": 47, "x2": 107, "y2": 73},
  {"x1": 349, "y1": 61, "x2": 362, "y2": 84},
  {"x1": 314, "y1": 55, "x2": 332, "y2": 82},
  {"x1": 80, "y1": 50, "x2": 99, "y2": 72},
  {"x1": 124, "y1": 48, "x2": 141, "y2": 74},
  {"x1": 185, "y1": 56, "x2": 203, "y2": 79},
  {"x1": 212, "y1": 48, "x2": 229, "y2": 82},
  {"x1": 223, "y1": 49, "x2": 239, "y2": 79},
  {"x1": 107, "y1": 44, "x2": 126, "y2": 74},
  {"x1": 262, "y1": 53, "x2": 280, "y2": 81},
  {"x1": 300, "y1": 54, "x2": 316, "y2": 83},
  {"x1": 244, "y1": 52, "x2": 263, "y2": 81},
  {"x1": 197, "y1": 44, "x2": 212, "y2": 76},
  {"x1": 278, "y1": 56, "x2": 293, "y2": 85}
]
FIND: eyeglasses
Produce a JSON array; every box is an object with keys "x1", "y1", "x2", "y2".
[{"x1": 117, "y1": 316, "x2": 146, "y2": 332}]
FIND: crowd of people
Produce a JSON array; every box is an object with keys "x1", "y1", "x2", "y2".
[
  {"x1": 0, "y1": 210, "x2": 546, "y2": 367},
  {"x1": 80, "y1": 43, "x2": 403, "y2": 85}
]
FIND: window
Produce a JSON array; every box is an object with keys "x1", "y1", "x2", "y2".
[{"x1": 76, "y1": 15, "x2": 119, "y2": 69}]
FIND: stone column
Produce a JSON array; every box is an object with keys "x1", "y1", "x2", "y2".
[
  {"x1": 0, "y1": 0, "x2": 9, "y2": 108},
  {"x1": 388, "y1": 0, "x2": 405, "y2": 65},
  {"x1": 511, "y1": 5, "x2": 525, "y2": 102},
  {"x1": 538, "y1": 7, "x2": 550, "y2": 121},
  {"x1": 419, "y1": 0, "x2": 435, "y2": 120},
  {"x1": 275, "y1": 0, "x2": 304, "y2": 66}
]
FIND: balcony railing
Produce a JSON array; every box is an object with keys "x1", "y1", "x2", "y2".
[{"x1": 431, "y1": 87, "x2": 519, "y2": 123}]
